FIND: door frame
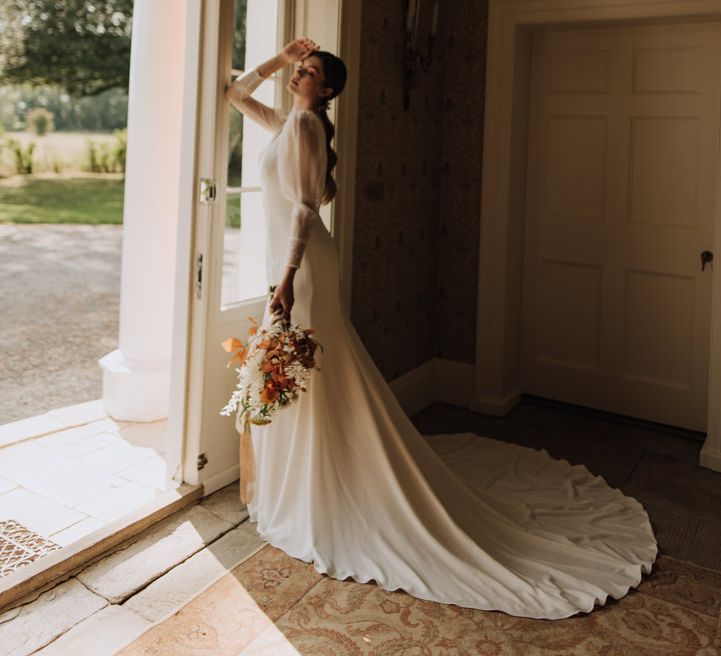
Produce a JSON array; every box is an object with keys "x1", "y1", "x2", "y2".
[
  {"x1": 472, "y1": 0, "x2": 721, "y2": 472},
  {"x1": 169, "y1": 0, "x2": 361, "y2": 493}
]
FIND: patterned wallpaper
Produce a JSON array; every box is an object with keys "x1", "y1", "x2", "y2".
[
  {"x1": 436, "y1": 0, "x2": 487, "y2": 363},
  {"x1": 350, "y1": 0, "x2": 488, "y2": 378},
  {"x1": 349, "y1": 0, "x2": 443, "y2": 381}
]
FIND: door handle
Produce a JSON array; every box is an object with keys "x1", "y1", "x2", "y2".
[{"x1": 701, "y1": 250, "x2": 714, "y2": 271}]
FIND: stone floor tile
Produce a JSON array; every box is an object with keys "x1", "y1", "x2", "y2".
[
  {"x1": 116, "y1": 456, "x2": 172, "y2": 490},
  {"x1": 504, "y1": 401, "x2": 612, "y2": 441},
  {"x1": 81, "y1": 417, "x2": 128, "y2": 434},
  {"x1": 119, "y1": 420, "x2": 168, "y2": 453},
  {"x1": 0, "y1": 413, "x2": 66, "y2": 447},
  {"x1": 631, "y1": 494, "x2": 721, "y2": 571},
  {"x1": 625, "y1": 452, "x2": 721, "y2": 522},
  {"x1": 0, "y1": 441, "x2": 128, "y2": 508},
  {"x1": 33, "y1": 430, "x2": 127, "y2": 459},
  {"x1": 45, "y1": 435, "x2": 126, "y2": 460},
  {"x1": 122, "y1": 523, "x2": 266, "y2": 622},
  {"x1": 0, "y1": 579, "x2": 106, "y2": 656},
  {"x1": 411, "y1": 403, "x2": 645, "y2": 487},
  {"x1": 77, "y1": 504, "x2": 235, "y2": 603},
  {"x1": 503, "y1": 425, "x2": 644, "y2": 488},
  {"x1": 33, "y1": 605, "x2": 150, "y2": 656},
  {"x1": 0, "y1": 488, "x2": 84, "y2": 537},
  {"x1": 236, "y1": 518, "x2": 260, "y2": 536},
  {"x1": 32, "y1": 422, "x2": 104, "y2": 448},
  {"x1": 44, "y1": 400, "x2": 108, "y2": 429},
  {"x1": 605, "y1": 423, "x2": 703, "y2": 464},
  {"x1": 200, "y1": 481, "x2": 250, "y2": 526},
  {"x1": 78, "y1": 442, "x2": 157, "y2": 473},
  {"x1": 74, "y1": 482, "x2": 163, "y2": 522},
  {"x1": 411, "y1": 402, "x2": 511, "y2": 441},
  {"x1": 236, "y1": 521, "x2": 269, "y2": 550},
  {"x1": 0, "y1": 477, "x2": 18, "y2": 495},
  {"x1": 50, "y1": 516, "x2": 106, "y2": 547}
]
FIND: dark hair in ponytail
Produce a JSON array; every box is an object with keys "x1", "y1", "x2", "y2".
[{"x1": 313, "y1": 51, "x2": 347, "y2": 205}]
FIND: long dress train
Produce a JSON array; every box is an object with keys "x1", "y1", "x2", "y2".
[{"x1": 229, "y1": 68, "x2": 657, "y2": 620}]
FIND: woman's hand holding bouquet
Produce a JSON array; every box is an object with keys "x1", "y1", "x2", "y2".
[{"x1": 219, "y1": 285, "x2": 322, "y2": 504}]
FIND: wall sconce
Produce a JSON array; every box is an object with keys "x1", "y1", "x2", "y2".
[{"x1": 402, "y1": 0, "x2": 439, "y2": 111}]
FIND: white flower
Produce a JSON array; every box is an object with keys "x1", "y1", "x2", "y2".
[{"x1": 219, "y1": 318, "x2": 320, "y2": 425}]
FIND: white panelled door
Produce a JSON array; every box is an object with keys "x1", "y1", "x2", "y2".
[{"x1": 521, "y1": 22, "x2": 721, "y2": 431}]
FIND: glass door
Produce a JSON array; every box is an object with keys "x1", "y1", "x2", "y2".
[
  {"x1": 183, "y1": 0, "x2": 284, "y2": 493},
  {"x1": 182, "y1": 0, "x2": 343, "y2": 495}
]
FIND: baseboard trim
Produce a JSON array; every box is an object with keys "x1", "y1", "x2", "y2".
[
  {"x1": 202, "y1": 463, "x2": 241, "y2": 497},
  {"x1": 469, "y1": 390, "x2": 522, "y2": 417},
  {"x1": 700, "y1": 446, "x2": 721, "y2": 473},
  {"x1": 390, "y1": 358, "x2": 475, "y2": 416},
  {"x1": 389, "y1": 359, "x2": 435, "y2": 416}
]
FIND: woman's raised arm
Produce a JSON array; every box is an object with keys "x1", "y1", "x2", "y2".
[
  {"x1": 225, "y1": 60, "x2": 285, "y2": 134},
  {"x1": 225, "y1": 39, "x2": 320, "y2": 134}
]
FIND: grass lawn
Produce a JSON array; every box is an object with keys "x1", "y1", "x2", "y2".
[
  {"x1": 226, "y1": 191, "x2": 241, "y2": 229},
  {"x1": 1, "y1": 172, "x2": 242, "y2": 227},
  {"x1": 0, "y1": 173, "x2": 124, "y2": 224}
]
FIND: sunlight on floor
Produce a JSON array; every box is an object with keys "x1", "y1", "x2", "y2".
[{"x1": 0, "y1": 400, "x2": 176, "y2": 577}]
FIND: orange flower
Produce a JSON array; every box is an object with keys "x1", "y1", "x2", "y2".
[
  {"x1": 220, "y1": 337, "x2": 249, "y2": 368},
  {"x1": 261, "y1": 383, "x2": 279, "y2": 403}
]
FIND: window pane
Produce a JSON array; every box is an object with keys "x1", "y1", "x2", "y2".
[
  {"x1": 221, "y1": 0, "x2": 278, "y2": 309},
  {"x1": 221, "y1": 190, "x2": 268, "y2": 306}
]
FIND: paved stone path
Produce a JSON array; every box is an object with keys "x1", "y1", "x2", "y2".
[{"x1": 0, "y1": 225, "x2": 121, "y2": 424}]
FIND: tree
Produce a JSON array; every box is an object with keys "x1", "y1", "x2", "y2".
[
  {"x1": 0, "y1": 0, "x2": 132, "y2": 97},
  {"x1": 233, "y1": 0, "x2": 248, "y2": 72}
]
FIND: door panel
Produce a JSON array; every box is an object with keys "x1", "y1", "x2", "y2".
[
  {"x1": 183, "y1": 0, "x2": 280, "y2": 493},
  {"x1": 521, "y1": 22, "x2": 721, "y2": 431},
  {"x1": 184, "y1": 0, "x2": 341, "y2": 494}
]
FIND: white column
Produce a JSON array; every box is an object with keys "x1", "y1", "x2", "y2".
[{"x1": 99, "y1": 0, "x2": 189, "y2": 421}]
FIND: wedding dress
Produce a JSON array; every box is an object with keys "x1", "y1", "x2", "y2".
[{"x1": 229, "y1": 68, "x2": 657, "y2": 620}]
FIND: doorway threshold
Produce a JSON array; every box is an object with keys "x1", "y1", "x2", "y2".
[
  {"x1": 0, "y1": 483, "x2": 202, "y2": 612},
  {"x1": 0, "y1": 399, "x2": 202, "y2": 611}
]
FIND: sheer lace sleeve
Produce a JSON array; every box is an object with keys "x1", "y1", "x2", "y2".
[
  {"x1": 277, "y1": 110, "x2": 327, "y2": 269},
  {"x1": 229, "y1": 68, "x2": 285, "y2": 134}
]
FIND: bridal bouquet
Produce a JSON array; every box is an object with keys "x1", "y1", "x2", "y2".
[
  {"x1": 219, "y1": 285, "x2": 322, "y2": 503},
  {"x1": 219, "y1": 286, "x2": 323, "y2": 424}
]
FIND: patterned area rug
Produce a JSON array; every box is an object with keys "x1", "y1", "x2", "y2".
[
  {"x1": 0, "y1": 519, "x2": 61, "y2": 577},
  {"x1": 118, "y1": 534, "x2": 721, "y2": 655}
]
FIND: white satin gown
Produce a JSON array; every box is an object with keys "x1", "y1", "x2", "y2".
[{"x1": 229, "y1": 68, "x2": 658, "y2": 620}]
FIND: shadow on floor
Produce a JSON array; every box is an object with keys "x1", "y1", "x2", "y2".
[{"x1": 410, "y1": 398, "x2": 721, "y2": 571}]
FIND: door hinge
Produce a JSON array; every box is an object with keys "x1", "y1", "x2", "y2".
[
  {"x1": 197, "y1": 452, "x2": 208, "y2": 470},
  {"x1": 199, "y1": 178, "x2": 217, "y2": 204},
  {"x1": 195, "y1": 253, "x2": 203, "y2": 300}
]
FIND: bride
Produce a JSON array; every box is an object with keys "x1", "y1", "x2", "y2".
[{"x1": 225, "y1": 37, "x2": 657, "y2": 620}]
